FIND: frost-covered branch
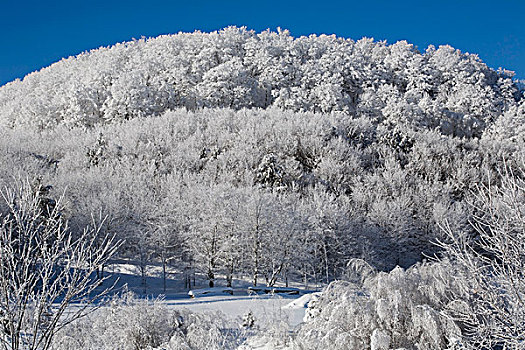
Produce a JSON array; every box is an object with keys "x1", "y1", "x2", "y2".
[{"x1": 0, "y1": 180, "x2": 120, "y2": 350}]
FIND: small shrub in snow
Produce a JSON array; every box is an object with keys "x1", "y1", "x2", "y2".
[
  {"x1": 242, "y1": 311, "x2": 256, "y2": 329},
  {"x1": 51, "y1": 292, "x2": 245, "y2": 350}
]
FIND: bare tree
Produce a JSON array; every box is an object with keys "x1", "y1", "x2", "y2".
[
  {"x1": 0, "y1": 181, "x2": 119, "y2": 350},
  {"x1": 438, "y1": 164, "x2": 525, "y2": 349}
]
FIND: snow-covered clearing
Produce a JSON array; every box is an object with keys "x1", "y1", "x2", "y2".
[
  {"x1": 165, "y1": 292, "x2": 307, "y2": 328},
  {"x1": 92, "y1": 262, "x2": 317, "y2": 335}
]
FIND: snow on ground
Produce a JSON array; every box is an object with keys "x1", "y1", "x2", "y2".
[
  {"x1": 96, "y1": 261, "x2": 318, "y2": 349},
  {"x1": 103, "y1": 261, "x2": 323, "y2": 296},
  {"x1": 281, "y1": 292, "x2": 322, "y2": 310},
  {"x1": 187, "y1": 286, "x2": 234, "y2": 297},
  {"x1": 64, "y1": 262, "x2": 321, "y2": 350},
  {"x1": 163, "y1": 290, "x2": 311, "y2": 350},
  {"x1": 238, "y1": 336, "x2": 294, "y2": 350},
  {"x1": 164, "y1": 291, "x2": 307, "y2": 329}
]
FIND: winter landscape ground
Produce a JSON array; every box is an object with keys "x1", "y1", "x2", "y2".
[{"x1": 1, "y1": 27, "x2": 525, "y2": 349}]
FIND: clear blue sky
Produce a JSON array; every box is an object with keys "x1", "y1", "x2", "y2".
[{"x1": 1, "y1": 0, "x2": 524, "y2": 86}]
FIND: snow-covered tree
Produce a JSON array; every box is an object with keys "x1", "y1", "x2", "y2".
[
  {"x1": 438, "y1": 163, "x2": 525, "y2": 348},
  {"x1": 0, "y1": 180, "x2": 119, "y2": 350}
]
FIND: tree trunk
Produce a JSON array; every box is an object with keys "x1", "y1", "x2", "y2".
[
  {"x1": 208, "y1": 269, "x2": 215, "y2": 288},
  {"x1": 252, "y1": 217, "x2": 261, "y2": 287},
  {"x1": 323, "y1": 242, "x2": 330, "y2": 284},
  {"x1": 267, "y1": 262, "x2": 284, "y2": 287},
  {"x1": 140, "y1": 250, "x2": 147, "y2": 294},
  {"x1": 207, "y1": 225, "x2": 218, "y2": 288},
  {"x1": 302, "y1": 263, "x2": 308, "y2": 289},
  {"x1": 226, "y1": 258, "x2": 234, "y2": 288},
  {"x1": 140, "y1": 263, "x2": 147, "y2": 294},
  {"x1": 162, "y1": 255, "x2": 167, "y2": 293}
]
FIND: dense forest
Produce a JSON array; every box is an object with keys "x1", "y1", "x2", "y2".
[{"x1": 1, "y1": 27, "x2": 525, "y2": 349}]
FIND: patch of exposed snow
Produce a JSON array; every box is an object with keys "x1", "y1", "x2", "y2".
[
  {"x1": 188, "y1": 287, "x2": 233, "y2": 298},
  {"x1": 281, "y1": 292, "x2": 322, "y2": 310}
]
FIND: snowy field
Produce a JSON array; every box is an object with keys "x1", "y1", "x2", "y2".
[
  {"x1": 97, "y1": 262, "x2": 317, "y2": 330},
  {"x1": 165, "y1": 292, "x2": 307, "y2": 328},
  {"x1": 165, "y1": 293, "x2": 316, "y2": 350},
  {"x1": 55, "y1": 264, "x2": 319, "y2": 350}
]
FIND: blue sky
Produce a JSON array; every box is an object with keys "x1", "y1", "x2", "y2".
[{"x1": 1, "y1": 0, "x2": 523, "y2": 86}]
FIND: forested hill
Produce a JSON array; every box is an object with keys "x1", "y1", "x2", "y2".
[
  {"x1": 3, "y1": 27, "x2": 525, "y2": 349},
  {"x1": 0, "y1": 26, "x2": 522, "y2": 137},
  {"x1": 1, "y1": 27, "x2": 525, "y2": 286}
]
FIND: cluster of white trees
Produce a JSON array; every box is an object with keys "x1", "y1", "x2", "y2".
[
  {"x1": 0, "y1": 27, "x2": 521, "y2": 138},
  {"x1": 1, "y1": 106, "x2": 522, "y2": 291},
  {"x1": 42, "y1": 160, "x2": 525, "y2": 350},
  {"x1": 293, "y1": 162, "x2": 525, "y2": 349}
]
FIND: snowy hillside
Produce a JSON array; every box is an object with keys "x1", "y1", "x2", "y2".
[
  {"x1": 1, "y1": 28, "x2": 525, "y2": 350},
  {"x1": 0, "y1": 27, "x2": 521, "y2": 138}
]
